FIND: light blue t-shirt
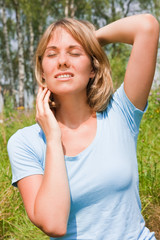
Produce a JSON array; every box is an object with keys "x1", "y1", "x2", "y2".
[{"x1": 7, "y1": 84, "x2": 156, "y2": 240}]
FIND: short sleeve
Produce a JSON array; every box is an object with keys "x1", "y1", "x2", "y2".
[
  {"x1": 112, "y1": 83, "x2": 148, "y2": 136},
  {"x1": 7, "y1": 127, "x2": 44, "y2": 187}
]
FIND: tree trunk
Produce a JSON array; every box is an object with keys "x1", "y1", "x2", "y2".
[
  {"x1": 65, "y1": 0, "x2": 69, "y2": 17},
  {"x1": 13, "y1": 0, "x2": 25, "y2": 107},
  {"x1": 1, "y1": 0, "x2": 14, "y2": 91},
  {"x1": 29, "y1": 21, "x2": 34, "y2": 83},
  {"x1": 111, "y1": 0, "x2": 116, "y2": 21},
  {"x1": 29, "y1": 21, "x2": 34, "y2": 68},
  {"x1": 124, "y1": 0, "x2": 134, "y2": 17},
  {"x1": 70, "y1": 0, "x2": 76, "y2": 18},
  {"x1": 65, "y1": 0, "x2": 76, "y2": 18}
]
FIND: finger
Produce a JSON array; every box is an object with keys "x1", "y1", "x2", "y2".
[
  {"x1": 37, "y1": 87, "x2": 48, "y2": 101},
  {"x1": 43, "y1": 89, "x2": 52, "y2": 111},
  {"x1": 37, "y1": 86, "x2": 43, "y2": 97},
  {"x1": 36, "y1": 86, "x2": 44, "y2": 109},
  {"x1": 44, "y1": 89, "x2": 51, "y2": 103},
  {"x1": 36, "y1": 87, "x2": 48, "y2": 113}
]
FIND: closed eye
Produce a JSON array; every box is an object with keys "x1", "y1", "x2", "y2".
[
  {"x1": 45, "y1": 50, "x2": 57, "y2": 57},
  {"x1": 69, "y1": 52, "x2": 81, "y2": 56},
  {"x1": 47, "y1": 53, "x2": 57, "y2": 57}
]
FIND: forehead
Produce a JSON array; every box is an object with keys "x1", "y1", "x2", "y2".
[{"x1": 47, "y1": 27, "x2": 81, "y2": 47}]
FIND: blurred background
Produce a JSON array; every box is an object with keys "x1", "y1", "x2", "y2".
[
  {"x1": 0, "y1": 0, "x2": 160, "y2": 109},
  {"x1": 0, "y1": 0, "x2": 160, "y2": 239}
]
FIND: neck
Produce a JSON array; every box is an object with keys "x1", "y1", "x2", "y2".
[{"x1": 54, "y1": 94, "x2": 94, "y2": 129}]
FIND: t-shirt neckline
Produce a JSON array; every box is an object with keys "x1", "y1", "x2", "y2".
[{"x1": 65, "y1": 112, "x2": 101, "y2": 161}]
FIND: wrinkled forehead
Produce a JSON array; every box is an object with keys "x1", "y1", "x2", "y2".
[
  {"x1": 48, "y1": 26, "x2": 83, "y2": 48},
  {"x1": 49, "y1": 27, "x2": 73, "y2": 42}
]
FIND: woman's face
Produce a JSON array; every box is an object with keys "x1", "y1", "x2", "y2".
[{"x1": 41, "y1": 27, "x2": 95, "y2": 96}]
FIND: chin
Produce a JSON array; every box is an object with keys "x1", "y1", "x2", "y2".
[{"x1": 50, "y1": 86, "x2": 86, "y2": 96}]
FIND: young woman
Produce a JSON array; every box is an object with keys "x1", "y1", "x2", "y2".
[{"x1": 8, "y1": 14, "x2": 159, "y2": 239}]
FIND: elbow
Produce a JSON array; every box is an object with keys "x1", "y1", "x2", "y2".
[
  {"x1": 140, "y1": 14, "x2": 159, "y2": 38},
  {"x1": 41, "y1": 226, "x2": 67, "y2": 238},
  {"x1": 41, "y1": 223, "x2": 67, "y2": 238},
  {"x1": 29, "y1": 214, "x2": 67, "y2": 237}
]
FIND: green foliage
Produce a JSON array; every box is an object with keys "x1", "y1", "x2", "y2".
[
  {"x1": 137, "y1": 88, "x2": 160, "y2": 237},
  {"x1": 3, "y1": 91, "x2": 14, "y2": 119},
  {"x1": 0, "y1": 109, "x2": 49, "y2": 239},
  {"x1": 108, "y1": 43, "x2": 131, "y2": 89},
  {"x1": 1, "y1": 0, "x2": 160, "y2": 105},
  {"x1": 138, "y1": 88, "x2": 160, "y2": 204}
]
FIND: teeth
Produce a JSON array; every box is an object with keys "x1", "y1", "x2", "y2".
[{"x1": 57, "y1": 74, "x2": 72, "y2": 78}]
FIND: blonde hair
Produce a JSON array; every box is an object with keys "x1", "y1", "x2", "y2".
[{"x1": 35, "y1": 18, "x2": 113, "y2": 112}]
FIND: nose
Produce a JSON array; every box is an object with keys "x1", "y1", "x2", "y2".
[{"x1": 57, "y1": 52, "x2": 70, "y2": 69}]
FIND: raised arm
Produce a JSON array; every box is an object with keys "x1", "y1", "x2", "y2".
[
  {"x1": 96, "y1": 14, "x2": 159, "y2": 110},
  {"x1": 17, "y1": 87, "x2": 70, "y2": 237}
]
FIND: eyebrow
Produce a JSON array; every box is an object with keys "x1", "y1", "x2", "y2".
[{"x1": 46, "y1": 45, "x2": 83, "y2": 50}]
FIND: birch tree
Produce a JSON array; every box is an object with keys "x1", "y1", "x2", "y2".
[
  {"x1": 0, "y1": 0, "x2": 158, "y2": 108},
  {"x1": 65, "y1": 0, "x2": 76, "y2": 17},
  {"x1": 63, "y1": 0, "x2": 92, "y2": 19},
  {"x1": 0, "y1": 0, "x2": 14, "y2": 92},
  {"x1": 12, "y1": 0, "x2": 25, "y2": 107}
]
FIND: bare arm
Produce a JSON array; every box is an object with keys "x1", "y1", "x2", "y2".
[
  {"x1": 18, "y1": 87, "x2": 70, "y2": 237},
  {"x1": 96, "y1": 14, "x2": 159, "y2": 110}
]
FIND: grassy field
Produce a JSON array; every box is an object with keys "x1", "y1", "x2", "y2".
[
  {"x1": 0, "y1": 88, "x2": 160, "y2": 239},
  {"x1": 137, "y1": 88, "x2": 160, "y2": 238}
]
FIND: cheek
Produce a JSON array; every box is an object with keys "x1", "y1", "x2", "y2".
[
  {"x1": 80, "y1": 59, "x2": 94, "y2": 78},
  {"x1": 42, "y1": 60, "x2": 56, "y2": 77},
  {"x1": 76, "y1": 60, "x2": 91, "y2": 74},
  {"x1": 80, "y1": 66, "x2": 94, "y2": 80}
]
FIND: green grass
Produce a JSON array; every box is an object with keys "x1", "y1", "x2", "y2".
[
  {"x1": 138, "y1": 89, "x2": 160, "y2": 202},
  {"x1": 0, "y1": 88, "x2": 160, "y2": 239},
  {"x1": 137, "y1": 88, "x2": 160, "y2": 238},
  {"x1": 0, "y1": 109, "x2": 48, "y2": 239}
]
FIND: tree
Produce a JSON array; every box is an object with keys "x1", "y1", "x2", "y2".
[
  {"x1": 11, "y1": 0, "x2": 25, "y2": 107},
  {"x1": 0, "y1": 0, "x2": 14, "y2": 92},
  {"x1": 0, "y1": 0, "x2": 159, "y2": 108},
  {"x1": 64, "y1": 0, "x2": 76, "y2": 17}
]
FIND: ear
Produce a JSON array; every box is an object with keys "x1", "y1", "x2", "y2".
[
  {"x1": 42, "y1": 70, "x2": 45, "y2": 79},
  {"x1": 41, "y1": 70, "x2": 46, "y2": 86},
  {"x1": 41, "y1": 78, "x2": 47, "y2": 88},
  {"x1": 40, "y1": 72, "x2": 47, "y2": 87},
  {"x1": 90, "y1": 68, "x2": 95, "y2": 79}
]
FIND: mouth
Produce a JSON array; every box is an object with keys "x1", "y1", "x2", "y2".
[{"x1": 55, "y1": 72, "x2": 74, "y2": 79}]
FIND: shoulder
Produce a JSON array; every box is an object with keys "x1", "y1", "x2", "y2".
[
  {"x1": 7, "y1": 123, "x2": 46, "y2": 156},
  {"x1": 109, "y1": 83, "x2": 147, "y2": 113},
  {"x1": 102, "y1": 83, "x2": 147, "y2": 135},
  {"x1": 8, "y1": 123, "x2": 43, "y2": 144},
  {"x1": 103, "y1": 83, "x2": 127, "y2": 113},
  {"x1": 7, "y1": 124, "x2": 45, "y2": 187}
]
